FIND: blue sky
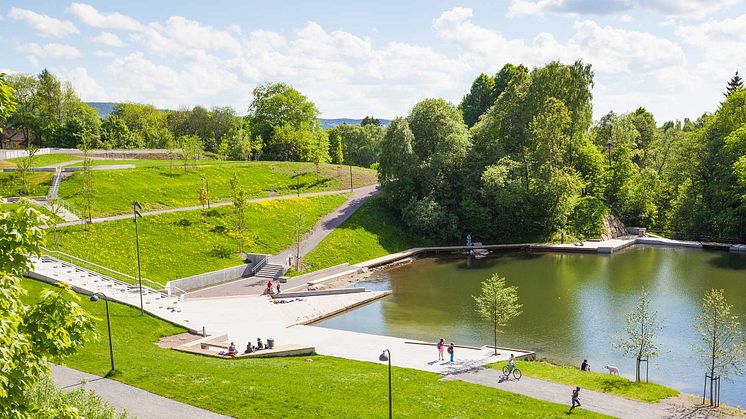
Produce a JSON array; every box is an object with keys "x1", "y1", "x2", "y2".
[{"x1": 2, "y1": 1, "x2": 745, "y2": 121}]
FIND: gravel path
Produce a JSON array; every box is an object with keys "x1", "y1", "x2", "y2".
[
  {"x1": 443, "y1": 367, "x2": 738, "y2": 419},
  {"x1": 50, "y1": 364, "x2": 230, "y2": 419}
]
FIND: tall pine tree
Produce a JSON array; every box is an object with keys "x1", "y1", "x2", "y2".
[{"x1": 725, "y1": 71, "x2": 743, "y2": 97}]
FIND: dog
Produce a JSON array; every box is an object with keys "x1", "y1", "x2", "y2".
[{"x1": 604, "y1": 365, "x2": 620, "y2": 376}]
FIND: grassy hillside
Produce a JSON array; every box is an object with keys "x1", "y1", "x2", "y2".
[
  {"x1": 50, "y1": 194, "x2": 347, "y2": 284},
  {"x1": 21, "y1": 278, "x2": 608, "y2": 418},
  {"x1": 7, "y1": 153, "x2": 81, "y2": 167},
  {"x1": 58, "y1": 161, "x2": 377, "y2": 217},
  {"x1": 0, "y1": 171, "x2": 53, "y2": 197},
  {"x1": 300, "y1": 197, "x2": 431, "y2": 273}
]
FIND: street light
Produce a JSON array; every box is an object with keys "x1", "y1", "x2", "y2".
[
  {"x1": 201, "y1": 176, "x2": 210, "y2": 209},
  {"x1": 90, "y1": 292, "x2": 115, "y2": 376},
  {"x1": 133, "y1": 201, "x2": 144, "y2": 315},
  {"x1": 379, "y1": 349, "x2": 392, "y2": 419}
]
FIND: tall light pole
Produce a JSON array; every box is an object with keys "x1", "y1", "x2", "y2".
[
  {"x1": 347, "y1": 137, "x2": 353, "y2": 192},
  {"x1": 379, "y1": 349, "x2": 392, "y2": 419},
  {"x1": 90, "y1": 292, "x2": 114, "y2": 376},
  {"x1": 133, "y1": 201, "x2": 144, "y2": 315}
]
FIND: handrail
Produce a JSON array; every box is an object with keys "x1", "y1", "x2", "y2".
[
  {"x1": 249, "y1": 254, "x2": 269, "y2": 276},
  {"x1": 40, "y1": 247, "x2": 175, "y2": 293}
]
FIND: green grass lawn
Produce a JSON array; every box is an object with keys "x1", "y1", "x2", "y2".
[
  {"x1": 7, "y1": 153, "x2": 82, "y2": 167},
  {"x1": 490, "y1": 360, "x2": 679, "y2": 403},
  {"x1": 87, "y1": 158, "x2": 247, "y2": 168},
  {"x1": 21, "y1": 278, "x2": 608, "y2": 418},
  {"x1": 49, "y1": 194, "x2": 347, "y2": 284},
  {"x1": 0, "y1": 171, "x2": 53, "y2": 197},
  {"x1": 58, "y1": 161, "x2": 377, "y2": 217},
  {"x1": 299, "y1": 197, "x2": 432, "y2": 274}
]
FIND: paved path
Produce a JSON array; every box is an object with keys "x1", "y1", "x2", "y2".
[
  {"x1": 50, "y1": 364, "x2": 230, "y2": 419},
  {"x1": 445, "y1": 367, "x2": 683, "y2": 419},
  {"x1": 185, "y1": 184, "x2": 379, "y2": 298},
  {"x1": 56, "y1": 187, "x2": 373, "y2": 227}
]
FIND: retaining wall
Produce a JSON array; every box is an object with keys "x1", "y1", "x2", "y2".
[
  {"x1": 0, "y1": 148, "x2": 52, "y2": 159},
  {"x1": 166, "y1": 253, "x2": 267, "y2": 294},
  {"x1": 276, "y1": 287, "x2": 366, "y2": 298}
]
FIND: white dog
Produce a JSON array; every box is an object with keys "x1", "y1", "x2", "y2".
[{"x1": 604, "y1": 365, "x2": 620, "y2": 376}]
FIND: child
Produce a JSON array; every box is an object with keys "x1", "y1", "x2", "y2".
[
  {"x1": 437, "y1": 338, "x2": 445, "y2": 360},
  {"x1": 447, "y1": 343, "x2": 455, "y2": 362},
  {"x1": 569, "y1": 387, "x2": 581, "y2": 413}
]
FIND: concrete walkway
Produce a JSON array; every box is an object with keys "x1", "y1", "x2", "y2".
[
  {"x1": 50, "y1": 364, "x2": 230, "y2": 419},
  {"x1": 445, "y1": 367, "x2": 692, "y2": 419},
  {"x1": 55, "y1": 187, "x2": 373, "y2": 227}
]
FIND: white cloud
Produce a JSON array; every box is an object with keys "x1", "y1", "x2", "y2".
[
  {"x1": 134, "y1": 16, "x2": 242, "y2": 57},
  {"x1": 508, "y1": 0, "x2": 742, "y2": 18},
  {"x1": 57, "y1": 67, "x2": 107, "y2": 101},
  {"x1": 8, "y1": 7, "x2": 79, "y2": 37},
  {"x1": 619, "y1": 14, "x2": 635, "y2": 22},
  {"x1": 94, "y1": 50, "x2": 117, "y2": 57},
  {"x1": 67, "y1": 3, "x2": 144, "y2": 31},
  {"x1": 92, "y1": 32, "x2": 126, "y2": 48},
  {"x1": 19, "y1": 42, "x2": 82, "y2": 59}
]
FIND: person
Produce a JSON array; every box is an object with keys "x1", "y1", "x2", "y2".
[
  {"x1": 276, "y1": 283, "x2": 281, "y2": 294},
  {"x1": 228, "y1": 342, "x2": 238, "y2": 356},
  {"x1": 447, "y1": 343, "x2": 455, "y2": 362},
  {"x1": 581, "y1": 359, "x2": 590, "y2": 371},
  {"x1": 569, "y1": 387, "x2": 581, "y2": 413},
  {"x1": 256, "y1": 337, "x2": 264, "y2": 350},
  {"x1": 266, "y1": 280, "x2": 272, "y2": 293},
  {"x1": 506, "y1": 354, "x2": 515, "y2": 375},
  {"x1": 466, "y1": 233, "x2": 472, "y2": 247},
  {"x1": 244, "y1": 342, "x2": 254, "y2": 354},
  {"x1": 437, "y1": 338, "x2": 445, "y2": 360}
]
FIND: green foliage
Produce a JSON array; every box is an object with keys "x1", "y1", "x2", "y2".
[
  {"x1": 460, "y1": 73, "x2": 496, "y2": 127},
  {"x1": 696, "y1": 289, "x2": 746, "y2": 381},
  {"x1": 570, "y1": 196, "x2": 607, "y2": 239},
  {"x1": 24, "y1": 376, "x2": 127, "y2": 419},
  {"x1": 473, "y1": 274, "x2": 522, "y2": 355},
  {"x1": 489, "y1": 360, "x2": 678, "y2": 403},
  {"x1": 0, "y1": 204, "x2": 96, "y2": 417},
  {"x1": 247, "y1": 82, "x2": 320, "y2": 160},
  {"x1": 0, "y1": 72, "x2": 17, "y2": 132},
  {"x1": 21, "y1": 278, "x2": 606, "y2": 418},
  {"x1": 328, "y1": 124, "x2": 384, "y2": 167},
  {"x1": 613, "y1": 288, "x2": 663, "y2": 382}
]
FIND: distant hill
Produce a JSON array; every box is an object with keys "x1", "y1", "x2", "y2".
[
  {"x1": 86, "y1": 102, "x2": 391, "y2": 128},
  {"x1": 87, "y1": 102, "x2": 117, "y2": 118}
]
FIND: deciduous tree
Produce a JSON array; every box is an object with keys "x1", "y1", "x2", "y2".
[
  {"x1": 614, "y1": 288, "x2": 663, "y2": 382},
  {"x1": 473, "y1": 274, "x2": 522, "y2": 356}
]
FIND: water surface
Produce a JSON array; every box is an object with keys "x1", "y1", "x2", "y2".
[{"x1": 316, "y1": 246, "x2": 746, "y2": 405}]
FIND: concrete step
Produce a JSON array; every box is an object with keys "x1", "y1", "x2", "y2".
[{"x1": 254, "y1": 263, "x2": 285, "y2": 279}]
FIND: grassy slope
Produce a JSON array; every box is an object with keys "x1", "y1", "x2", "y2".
[
  {"x1": 51, "y1": 194, "x2": 346, "y2": 284},
  {"x1": 58, "y1": 161, "x2": 377, "y2": 217},
  {"x1": 7, "y1": 153, "x2": 81, "y2": 167},
  {"x1": 0, "y1": 171, "x2": 53, "y2": 196},
  {"x1": 490, "y1": 360, "x2": 678, "y2": 403},
  {"x1": 21, "y1": 279, "x2": 607, "y2": 418},
  {"x1": 301, "y1": 196, "x2": 432, "y2": 273}
]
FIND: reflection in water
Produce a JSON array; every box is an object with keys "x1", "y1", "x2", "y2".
[{"x1": 316, "y1": 246, "x2": 746, "y2": 406}]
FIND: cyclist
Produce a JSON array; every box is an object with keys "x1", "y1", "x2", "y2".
[{"x1": 506, "y1": 354, "x2": 515, "y2": 376}]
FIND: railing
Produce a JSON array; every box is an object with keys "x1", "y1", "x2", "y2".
[
  {"x1": 249, "y1": 254, "x2": 269, "y2": 276},
  {"x1": 39, "y1": 247, "x2": 184, "y2": 296},
  {"x1": 54, "y1": 198, "x2": 81, "y2": 218}
]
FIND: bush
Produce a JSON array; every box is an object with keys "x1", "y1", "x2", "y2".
[
  {"x1": 209, "y1": 244, "x2": 232, "y2": 259},
  {"x1": 25, "y1": 375, "x2": 128, "y2": 419},
  {"x1": 570, "y1": 196, "x2": 607, "y2": 239}
]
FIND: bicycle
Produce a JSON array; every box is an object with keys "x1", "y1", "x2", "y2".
[{"x1": 502, "y1": 365, "x2": 522, "y2": 380}]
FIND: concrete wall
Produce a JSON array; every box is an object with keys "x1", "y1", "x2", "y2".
[
  {"x1": 276, "y1": 288, "x2": 366, "y2": 298},
  {"x1": 167, "y1": 253, "x2": 267, "y2": 294}
]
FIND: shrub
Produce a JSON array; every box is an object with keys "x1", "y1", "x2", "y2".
[
  {"x1": 209, "y1": 244, "x2": 232, "y2": 259},
  {"x1": 570, "y1": 196, "x2": 607, "y2": 239},
  {"x1": 25, "y1": 376, "x2": 128, "y2": 419}
]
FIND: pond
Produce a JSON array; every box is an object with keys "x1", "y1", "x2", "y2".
[{"x1": 316, "y1": 246, "x2": 746, "y2": 406}]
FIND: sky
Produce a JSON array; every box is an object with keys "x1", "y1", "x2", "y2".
[{"x1": 1, "y1": 0, "x2": 745, "y2": 122}]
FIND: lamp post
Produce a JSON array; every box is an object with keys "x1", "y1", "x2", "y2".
[
  {"x1": 90, "y1": 292, "x2": 114, "y2": 376},
  {"x1": 133, "y1": 201, "x2": 144, "y2": 315},
  {"x1": 201, "y1": 176, "x2": 210, "y2": 209},
  {"x1": 347, "y1": 137, "x2": 353, "y2": 192},
  {"x1": 379, "y1": 349, "x2": 392, "y2": 419}
]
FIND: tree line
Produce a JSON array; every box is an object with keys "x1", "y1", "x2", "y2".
[
  {"x1": 1, "y1": 66, "x2": 744, "y2": 242},
  {"x1": 379, "y1": 62, "x2": 746, "y2": 243}
]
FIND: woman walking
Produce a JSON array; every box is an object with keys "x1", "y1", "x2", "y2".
[{"x1": 437, "y1": 338, "x2": 445, "y2": 360}]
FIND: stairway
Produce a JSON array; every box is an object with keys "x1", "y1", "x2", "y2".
[
  {"x1": 47, "y1": 169, "x2": 62, "y2": 199},
  {"x1": 253, "y1": 263, "x2": 285, "y2": 279}
]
